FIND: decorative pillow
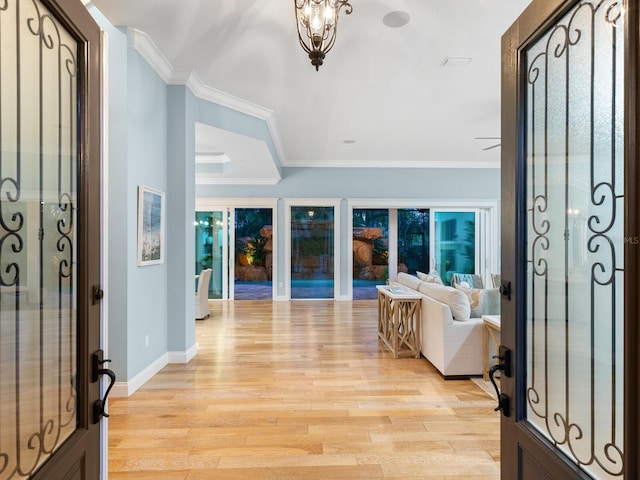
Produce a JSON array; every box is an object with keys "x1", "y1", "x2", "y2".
[
  {"x1": 452, "y1": 273, "x2": 484, "y2": 289},
  {"x1": 416, "y1": 269, "x2": 444, "y2": 285},
  {"x1": 454, "y1": 285, "x2": 501, "y2": 317},
  {"x1": 418, "y1": 282, "x2": 471, "y2": 321}
]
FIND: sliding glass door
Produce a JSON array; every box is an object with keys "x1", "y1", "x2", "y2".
[
  {"x1": 195, "y1": 210, "x2": 226, "y2": 299},
  {"x1": 352, "y1": 209, "x2": 389, "y2": 300},
  {"x1": 234, "y1": 208, "x2": 273, "y2": 300},
  {"x1": 195, "y1": 201, "x2": 276, "y2": 300},
  {"x1": 290, "y1": 205, "x2": 336, "y2": 299},
  {"x1": 397, "y1": 208, "x2": 431, "y2": 275},
  {"x1": 432, "y1": 210, "x2": 477, "y2": 286},
  {"x1": 347, "y1": 205, "x2": 491, "y2": 298}
]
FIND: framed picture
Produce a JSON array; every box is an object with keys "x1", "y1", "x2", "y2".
[{"x1": 137, "y1": 185, "x2": 165, "y2": 266}]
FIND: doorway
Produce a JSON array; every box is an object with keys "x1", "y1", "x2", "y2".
[
  {"x1": 195, "y1": 199, "x2": 277, "y2": 301},
  {"x1": 290, "y1": 205, "x2": 336, "y2": 299}
]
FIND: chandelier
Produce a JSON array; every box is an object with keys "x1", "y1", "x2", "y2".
[{"x1": 294, "y1": 0, "x2": 353, "y2": 71}]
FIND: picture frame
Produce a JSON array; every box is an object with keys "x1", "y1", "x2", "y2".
[{"x1": 137, "y1": 185, "x2": 165, "y2": 266}]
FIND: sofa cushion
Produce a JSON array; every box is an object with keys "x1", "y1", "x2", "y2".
[
  {"x1": 416, "y1": 269, "x2": 444, "y2": 285},
  {"x1": 455, "y1": 285, "x2": 501, "y2": 317},
  {"x1": 395, "y1": 272, "x2": 423, "y2": 291},
  {"x1": 418, "y1": 282, "x2": 471, "y2": 321}
]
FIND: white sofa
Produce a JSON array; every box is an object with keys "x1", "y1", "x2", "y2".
[{"x1": 393, "y1": 272, "x2": 497, "y2": 378}]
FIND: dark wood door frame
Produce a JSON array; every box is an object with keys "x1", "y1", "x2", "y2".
[{"x1": 624, "y1": 0, "x2": 640, "y2": 477}]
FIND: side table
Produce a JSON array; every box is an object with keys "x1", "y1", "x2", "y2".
[
  {"x1": 376, "y1": 285, "x2": 421, "y2": 359},
  {"x1": 482, "y1": 314, "x2": 501, "y2": 381}
]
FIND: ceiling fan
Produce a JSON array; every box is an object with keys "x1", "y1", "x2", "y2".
[{"x1": 475, "y1": 137, "x2": 501, "y2": 151}]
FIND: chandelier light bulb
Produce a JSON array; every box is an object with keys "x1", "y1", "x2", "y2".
[{"x1": 311, "y1": 13, "x2": 321, "y2": 30}]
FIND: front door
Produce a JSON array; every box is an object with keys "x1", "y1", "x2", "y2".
[
  {"x1": 0, "y1": 0, "x2": 102, "y2": 478},
  {"x1": 501, "y1": 0, "x2": 636, "y2": 478}
]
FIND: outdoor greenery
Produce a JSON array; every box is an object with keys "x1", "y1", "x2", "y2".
[
  {"x1": 297, "y1": 236, "x2": 328, "y2": 256},
  {"x1": 237, "y1": 235, "x2": 268, "y2": 266},
  {"x1": 398, "y1": 208, "x2": 430, "y2": 274},
  {"x1": 235, "y1": 208, "x2": 272, "y2": 238}
]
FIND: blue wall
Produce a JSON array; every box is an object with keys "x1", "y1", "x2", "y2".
[
  {"x1": 166, "y1": 86, "x2": 197, "y2": 352},
  {"x1": 196, "y1": 167, "x2": 500, "y2": 199},
  {"x1": 125, "y1": 32, "x2": 169, "y2": 377},
  {"x1": 91, "y1": 8, "x2": 197, "y2": 388}
]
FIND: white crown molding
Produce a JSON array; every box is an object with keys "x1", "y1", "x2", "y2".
[
  {"x1": 282, "y1": 159, "x2": 501, "y2": 169},
  {"x1": 180, "y1": 70, "x2": 272, "y2": 119},
  {"x1": 196, "y1": 174, "x2": 282, "y2": 186},
  {"x1": 181, "y1": 71, "x2": 286, "y2": 169},
  {"x1": 129, "y1": 28, "x2": 287, "y2": 166},
  {"x1": 129, "y1": 28, "x2": 174, "y2": 83}
]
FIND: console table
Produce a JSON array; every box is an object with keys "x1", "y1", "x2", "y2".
[
  {"x1": 376, "y1": 285, "x2": 421, "y2": 359},
  {"x1": 482, "y1": 314, "x2": 501, "y2": 381}
]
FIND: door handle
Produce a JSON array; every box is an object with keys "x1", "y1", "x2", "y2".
[
  {"x1": 489, "y1": 364, "x2": 510, "y2": 416},
  {"x1": 92, "y1": 350, "x2": 116, "y2": 424},
  {"x1": 499, "y1": 281, "x2": 511, "y2": 301},
  {"x1": 489, "y1": 345, "x2": 511, "y2": 417}
]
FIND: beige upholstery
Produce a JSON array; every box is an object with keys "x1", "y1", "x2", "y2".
[
  {"x1": 419, "y1": 294, "x2": 483, "y2": 377},
  {"x1": 195, "y1": 268, "x2": 212, "y2": 320},
  {"x1": 394, "y1": 272, "x2": 484, "y2": 378}
]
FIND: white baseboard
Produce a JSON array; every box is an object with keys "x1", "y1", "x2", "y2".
[
  {"x1": 110, "y1": 343, "x2": 198, "y2": 398},
  {"x1": 168, "y1": 342, "x2": 198, "y2": 363}
]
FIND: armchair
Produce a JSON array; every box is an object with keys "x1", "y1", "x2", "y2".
[{"x1": 195, "y1": 268, "x2": 212, "y2": 320}]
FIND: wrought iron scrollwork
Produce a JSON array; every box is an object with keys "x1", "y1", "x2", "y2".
[
  {"x1": 524, "y1": 0, "x2": 624, "y2": 478},
  {"x1": 0, "y1": 0, "x2": 79, "y2": 477}
]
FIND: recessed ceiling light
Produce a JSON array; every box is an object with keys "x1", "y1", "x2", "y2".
[
  {"x1": 343, "y1": 139, "x2": 356, "y2": 144},
  {"x1": 441, "y1": 57, "x2": 472, "y2": 67},
  {"x1": 383, "y1": 11, "x2": 410, "y2": 28}
]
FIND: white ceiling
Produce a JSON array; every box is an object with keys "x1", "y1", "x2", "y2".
[{"x1": 89, "y1": 0, "x2": 531, "y2": 182}]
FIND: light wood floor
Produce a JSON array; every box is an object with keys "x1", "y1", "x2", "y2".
[{"x1": 108, "y1": 300, "x2": 500, "y2": 480}]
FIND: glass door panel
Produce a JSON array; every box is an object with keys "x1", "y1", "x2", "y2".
[
  {"x1": 523, "y1": 2, "x2": 624, "y2": 477},
  {"x1": 352, "y1": 209, "x2": 388, "y2": 300},
  {"x1": 234, "y1": 208, "x2": 273, "y2": 300},
  {"x1": 397, "y1": 208, "x2": 430, "y2": 275},
  {"x1": 433, "y1": 211, "x2": 476, "y2": 286},
  {"x1": 0, "y1": 0, "x2": 95, "y2": 474},
  {"x1": 195, "y1": 211, "x2": 225, "y2": 299},
  {"x1": 291, "y1": 206, "x2": 334, "y2": 299}
]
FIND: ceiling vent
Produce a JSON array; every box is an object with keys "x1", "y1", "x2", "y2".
[{"x1": 441, "y1": 57, "x2": 472, "y2": 67}]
